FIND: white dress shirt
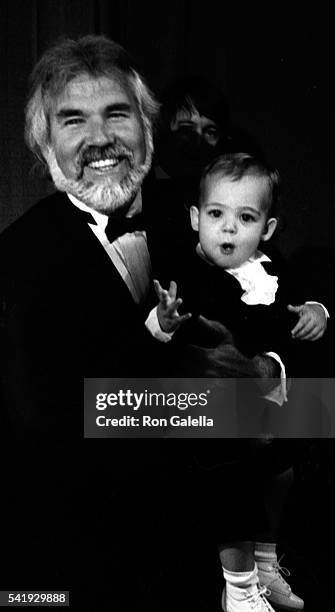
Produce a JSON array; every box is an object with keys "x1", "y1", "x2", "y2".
[{"x1": 68, "y1": 192, "x2": 151, "y2": 305}]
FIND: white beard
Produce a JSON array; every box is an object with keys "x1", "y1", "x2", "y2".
[{"x1": 45, "y1": 139, "x2": 153, "y2": 215}]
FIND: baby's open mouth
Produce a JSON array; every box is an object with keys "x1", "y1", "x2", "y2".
[{"x1": 220, "y1": 243, "x2": 235, "y2": 254}]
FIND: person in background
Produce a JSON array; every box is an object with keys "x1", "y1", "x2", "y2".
[{"x1": 154, "y1": 75, "x2": 231, "y2": 181}]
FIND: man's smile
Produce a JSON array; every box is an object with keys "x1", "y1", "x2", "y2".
[
  {"x1": 78, "y1": 143, "x2": 134, "y2": 176},
  {"x1": 87, "y1": 158, "x2": 121, "y2": 169},
  {"x1": 79, "y1": 153, "x2": 132, "y2": 179},
  {"x1": 84, "y1": 157, "x2": 128, "y2": 175}
]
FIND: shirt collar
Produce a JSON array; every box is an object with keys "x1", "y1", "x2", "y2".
[{"x1": 67, "y1": 191, "x2": 143, "y2": 230}]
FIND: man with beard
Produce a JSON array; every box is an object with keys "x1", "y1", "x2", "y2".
[
  {"x1": 0, "y1": 35, "x2": 162, "y2": 433},
  {"x1": 0, "y1": 35, "x2": 281, "y2": 610},
  {"x1": 0, "y1": 35, "x2": 171, "y2": 610}
]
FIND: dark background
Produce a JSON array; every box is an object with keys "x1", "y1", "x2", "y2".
[{"x1": 0, "y1": 0, "x2": 334, "y2": 259}]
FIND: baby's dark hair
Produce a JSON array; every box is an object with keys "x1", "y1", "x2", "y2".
[{"x1": 199, "y1": 152, "x2": 280, "y2": 218}]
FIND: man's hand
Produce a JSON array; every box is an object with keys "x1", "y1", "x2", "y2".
[
  {"x1": 180, "y1": 316, "x2": 279, "y2": 380},
  {"x1": 154, "y1": 279, "x2": 191, "y2": 333},
  {"x1": 288, "y1": 303, "x2": 327, "y2": 341}
]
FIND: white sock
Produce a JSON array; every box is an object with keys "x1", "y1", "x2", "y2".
[{"x1": 223, "y1": 564, "x2": 259, "y2": 598}]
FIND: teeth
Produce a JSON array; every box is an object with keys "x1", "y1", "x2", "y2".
[{"x1": 88, "y1": 159, "x2": 119, "y2": 169}]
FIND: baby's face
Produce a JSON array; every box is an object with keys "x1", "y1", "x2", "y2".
[{"x1": 190, "y1": 174, "x2": 276, "y2": 269}]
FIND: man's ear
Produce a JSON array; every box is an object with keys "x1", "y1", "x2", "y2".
[
  {"x1": 261, "y1": 217, "x2": 277, "y2": 242},
  {"x1": 190, "y1": 205, "x2": 199, "y2": 232}
]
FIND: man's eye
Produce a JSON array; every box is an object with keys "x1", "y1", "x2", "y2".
[
  {"x1": 108, "y1": 112, "x2": 128, "y2": 119},
  {"x1": 241, "y1": 213, "x2": 255, "y2": 223},
  {"x1": 64, "y1": 118, "x2": 84, "y2": 126}
]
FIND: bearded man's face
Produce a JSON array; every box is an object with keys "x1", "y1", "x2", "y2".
[{"x1": 46, "y1": 72, "x2": 151, "y2": 213}]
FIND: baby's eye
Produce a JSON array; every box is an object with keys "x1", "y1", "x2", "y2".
[
  {"x1": 208, "y1": 209, "x2": 222, "y2": 218},
  {"x1": 240, "y1": 213, "x2": 256, "y2": 223}
]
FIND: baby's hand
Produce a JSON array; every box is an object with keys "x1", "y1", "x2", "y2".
[
  {"x1": 288, "y1": 303, "x2": 327, "y2": 341},
  {"x1": 154, "y1": 279, "x2": 192, "y2": 333}
]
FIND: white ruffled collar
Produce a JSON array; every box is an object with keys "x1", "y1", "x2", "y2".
[{"x1": 196, "y1": 246, "x2": 278, "y2": 305}]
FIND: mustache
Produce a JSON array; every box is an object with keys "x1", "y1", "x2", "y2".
[{"x1": 80, "y1": 143, "x2": 134, "y2": 167}]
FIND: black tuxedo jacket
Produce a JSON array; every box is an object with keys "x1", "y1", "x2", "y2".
[
  {"x1": 170, "y1": 250, "x2": 296, "y2": 362},
  {"x1": 0, "y1": 191, "x2": 168, "y2": 437},
  {"x1": 0, "y1": 192, "x2": 179, "y2": 601}
]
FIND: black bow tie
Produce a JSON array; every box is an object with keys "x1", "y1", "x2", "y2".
[
  {"x1": 105, "y1": 212, "x2": 145, "y2": 243},
  {"x1": 73, "y1": 207, "x2": 145, "y2": 243}
]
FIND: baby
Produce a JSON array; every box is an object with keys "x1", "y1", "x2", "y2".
[
  {"x1": 154, "y1": 153, "x2": 326, "y2": 355},
  {"x1": 150, "y1": 153, "x2": 327, "y2": 612}
]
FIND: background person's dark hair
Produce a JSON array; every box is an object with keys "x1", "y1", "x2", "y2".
[{"x1": 158, "y1": 74, "x2": 231, "y2": 136}]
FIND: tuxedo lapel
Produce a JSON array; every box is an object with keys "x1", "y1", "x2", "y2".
[{"x1": 44, "y1": 192, "x2": 139, "y2": 307}]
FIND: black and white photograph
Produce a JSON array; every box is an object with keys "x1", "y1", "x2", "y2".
[{"x1": 0, "y1": 2, "x2": 334, "y2": 610}]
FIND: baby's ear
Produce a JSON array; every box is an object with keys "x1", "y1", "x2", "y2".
[
  {"x1": 261, "y1": 217, "x2": 277, "y2": 242},
  {"x1": 190, "y1": 205, "x2": 199, "y2": 232}
]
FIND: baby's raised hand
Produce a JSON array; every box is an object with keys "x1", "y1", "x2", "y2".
[
  {"x1": 154, "y1": 279, "x2": 191, "y2": 333},
  {"x1": 288, "y1": 303, "x2": 327, "y2": 341}
]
